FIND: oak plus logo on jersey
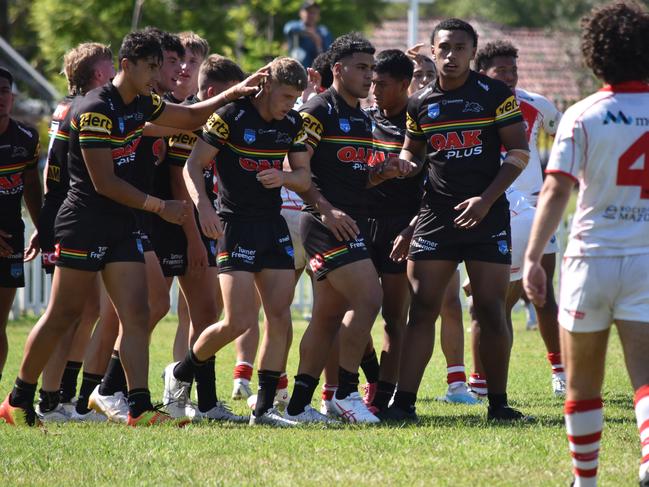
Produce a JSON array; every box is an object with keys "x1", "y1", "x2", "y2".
[
  {"x1": 112, "y1": 137, "x2": 141, "y2": 166},
  {"x1": 429, "y1": 130, "x2": 483, "y2": 159},
  {"x1": 239, "y1": 157, "x2": 282, "y2": 172},
  {"x1": 336, "y1": 146, "x2": 373, "y2": 171}
]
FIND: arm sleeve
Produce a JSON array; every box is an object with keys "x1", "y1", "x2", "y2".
[
  {"x1": 24, "y1": 128, "x2": 40, "y2": 170},
  {"x1": 201, "y1": 104, "x2": 233, "y2": 150},
  {"x1": 538, "y1": 96, "x2": 562, "y2": 136},
  {"x1": 298, "y1": 100, "x2": 326, "y2": 150},
  {"x1": 288, "y1": 115, "x2": 308, "y2": 153},
  {"x1": 166, "y1": 131, "x2": 199, "y2": 167},
  {"x1": 493, "y1": 82, "x2": 524, "y2": 129},
  {"x1": 75, "y1": 100, "x2": 114, "y2": 150},
  {"x1": 545, "y1": 107, "x2": 583, "y2": 183},
  {"x1": 405, "y1": 95, "x2": 426, "y2": 141},
  {"x1": 145, "y1": 92, "x2": 166, "y2": 122}
]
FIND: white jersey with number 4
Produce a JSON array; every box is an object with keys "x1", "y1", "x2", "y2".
[
  {"x1": 511, "y1": 88, "x2": 562, "y2": 204},
  {"x1": 546, "y1": 82, "x2": 649, "y2": 257}
]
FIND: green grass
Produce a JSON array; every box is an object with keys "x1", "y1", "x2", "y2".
[{"x1": 0, "y1": 311, "x2": 640, "y2": 486}]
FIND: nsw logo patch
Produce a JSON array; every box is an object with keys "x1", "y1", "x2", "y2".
[
  {"x1": 243, "y1": 129, "x2": 256, "y2": 144},
  {"x1": 427, "y1": 103, "x2": 440, "y2": 120},
  {"x1": 339, "y1": 118, "x2": 351, "y2": 133}
]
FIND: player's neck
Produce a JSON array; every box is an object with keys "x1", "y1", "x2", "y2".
[
  {"x1": 0, "y1": 115, "x2": 9, "y2": 135},
  {"x1": 332, "y1": 80, "x2": 359, "y2": 108},
  {"x1": 382, "y1": 97, "x2": 408, "y2": 118},
  {"x1": 112, "y1": 72, "x2": 138, "y2": 105},
  {"x1": 250, "y1": 96, "x2": 274, "y2": 123},
  {"x1": 172, "y1": 85, "x2": 194, "y2": 102},
  {"x1": 438, "y1": 69, "x2": 471, "y2": 92}
]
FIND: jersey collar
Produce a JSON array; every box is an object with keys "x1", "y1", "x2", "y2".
[{"x1": 600, "y1": 81, "x2": 649, "y2": 93}]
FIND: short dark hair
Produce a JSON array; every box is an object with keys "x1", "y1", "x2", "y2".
[
  {"x1": 0, "y1": 67, "x2": 13, "y2": 86},
  {"x1": 142, "y1": 26, "x2": 184, "y2": 59},
  {"x1": 311, "y1": 51, "x2": 333, "y2": 88},
  {"x1": 474, "y1": 40, "x2": 518, "y2": 72},
  {"x1": 328, "y1": 33, "x2": 375, "y2": 64},
  {"x1": 198, "y1": 54, "x2": 245, "y2": 92},
  {"x1": 581, "y1": 1, "x2": 649, "y2": 85},
  {"x1": 118, "y1": 30, "x2": 163, "y2": 66},
  {"x1": 431, "y1": 18, "x2": 478, "y2": 48},
  {"x1": 375, "y1": 49, "x2": 414, "y2": 82}
]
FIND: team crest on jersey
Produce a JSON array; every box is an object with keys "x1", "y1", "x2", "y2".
[
  {"x1": 244, "y1": 129, "x2": 256, "y2": 144},
  {"x1": 497, "y1": 240, "x2": 509, "y2": 255},
  {"x1": 463, "y1": 102, "x2": 483, "y2": 113},
  {"x1": 339, "y1": 118, "x2": 351, "y2": 133},
  {"x1": 427, "y1": 103, "x2": 440, "y2": 120}
]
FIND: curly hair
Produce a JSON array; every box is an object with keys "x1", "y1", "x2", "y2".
[
  {"x1": 328, "y1": 32, "x2": 375, "y2": 64},
  {"x1": 474, "y1": 41, "x2": 518, "y2": 72},
  {"x1": 311, "y1": 51, "x2": 333, "y2": 89},
  {"x1": 581, "y1": 1, "x2": 649, "y2": 84}
]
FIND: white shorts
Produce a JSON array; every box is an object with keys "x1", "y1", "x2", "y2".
[
  {"x1": 281, "y1": 208, "x2": 307, "y2": 270},
  {"x1": 510, "y1": 206, "x2": 535, "y2": 281},
  {"x1": 559, "y1": 254, "x2": 649, "y2": 332},
  {"x1": 544, "y1": 233, "x2": 560, "y2": 255}
]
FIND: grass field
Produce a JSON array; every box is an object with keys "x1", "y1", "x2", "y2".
[{"x1": 0, "y1": 310, "x2": 640, "y2": 486}]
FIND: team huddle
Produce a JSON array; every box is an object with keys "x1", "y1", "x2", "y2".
[{"x1": 1, "y1": 2, "x2": 648, "y2": 486}]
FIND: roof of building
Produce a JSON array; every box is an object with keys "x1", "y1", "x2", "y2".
[{"x1": 369, "y1": 17, "x2": 589, "y2": 104}]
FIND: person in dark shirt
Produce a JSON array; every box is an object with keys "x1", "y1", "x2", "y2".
[
  {"x1": 283, "y1": 34, "x2": 410, "y2": 424},
  {"x1": 36, "y1": 42, "x2": 115, "y2": 422},
  {"x1": 0, "y1": 30, "x2": 266, "y2": 427},
  {"x1": 284, "y1": 1, "x2": 332, "y2": 68},
  {"x1": 164, "y1": 56, "x2": 312, "y2": 427},
  {"x1": 0, "y1": 67, "x2": 41, "y2": 387},
  {"x1": 380, "y1": 19, "x2": 532, "y2": 423}
]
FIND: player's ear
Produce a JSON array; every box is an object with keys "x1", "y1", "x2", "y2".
[{"x1": 120, "y1": 57, "x2": 130, "y2": 73}]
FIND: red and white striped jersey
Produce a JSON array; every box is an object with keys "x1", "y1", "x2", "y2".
[
  {"x1": 281, "y1": 187, "x2": 303, "y2": 211},
  {"x1": 546, "y1": 81, "x2": 649, "y2": 257},
  {"x1": 511, "y1": 88, "x2": 562, "y2": 204}
]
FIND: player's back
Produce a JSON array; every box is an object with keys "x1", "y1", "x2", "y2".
[{"x1": 547, "y1": 84, "x2": 649, "y2": 256}]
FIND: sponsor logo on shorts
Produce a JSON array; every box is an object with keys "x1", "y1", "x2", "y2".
[
  {"x1": 348, "y1": 238, "x2": 366, "y2": 250},
  {"x1": 209, "y1": 241, "x2": 217, "y2": 256},
  {"x1": 279, "y1": 235, "x2": 291, "y2": 244},
  {"x1": 285, "y1": 246, "x2": 294, "y2": 258},
  {"x1": 497, "y1": 240, "x2": 510, "y2": 255},
  {"x1": 89, "y1": 246, "x2": 108, "y2": 260},
  {"x1": 163, "y1": 253, "x2": 184, "y2": 267},
  {"x1": 410, "y1": 237, "x2": 438, "y2": 252},
  {"x1": 565, "y1": 309, "x2": 585, "y2": 320},
  {"x1": 10, "y1": 263, "x2": 23, "y2": 278},
  {"x1": 231, "y1": 246, "x2": 256, "y2": 265},
  {"x1": 42, "y1": 251, "x2": 57, "y2": 267}
]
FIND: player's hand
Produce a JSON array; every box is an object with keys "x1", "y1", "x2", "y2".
[
  {"x1": 406, "y1": 43, "x2": 425, "y2": 60},
  {"x1": 256, "y1": 168, "x2": 284, "y2": 189},
  {"x1": 197, "y1": 204, "x2": 224, "y2": 240},
  {"x1": 321, "y1": 207, "x2": 359, "y2": 242},
  {"x1": 23, "y1": 230, "x2": 40, "y2": 262},
  {"x1": 160, "y1": 200, "x2": 189, "y2": 226},
  {"x1": 227, "y1": 64, "x2": 271, "y2": 100},
  {"x1": 390, "y1": 225, "x2": 415, "y2": 262},
  {"x1": 0, "y1": 229, "x2": 13, "y2": 257},
  {"x1": 523, "y1": 258, "x2": 547, "y2": 307},
  {"x1": 453, "y1": 196, "x2": 490, "y2": 229},
  {"x1": 384, "y1": 157, "x2": 416, "y2": 179},
  {"x1": 301, "y1": 68, "x2": 322, "y2": 102},
  {"x1": 186, "y1": 235, "x2": 208, "y2": 277}
]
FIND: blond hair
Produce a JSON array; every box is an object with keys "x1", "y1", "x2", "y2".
[
  {"x1": 63, "y1": 43, "x2": 113, "y2": 95},
  {"x1": 177, "y1": 32, "x2": 210, "y2": 60},
  {"x1": 270, "y1": 56, "x2": 307, "y2": 90}
]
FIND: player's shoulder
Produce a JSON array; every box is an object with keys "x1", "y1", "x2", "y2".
[
  {"x1": 516, "y1": 88, "x2": 558, "y2": 112},
  {"x1": 74, "y1": 83, "x2": 115, "y2": 117},
  {"x1": 562, "y1": 91, "x2": 615, "y2": 126},
  {"x1": 363, "y1": 105, "x2": 381, "y2": 120},
  {"x1": 300, "y1": 89, "x2": 333, "y2": 114},
  {"x1": 407, "y1": 84, "x2": 435, "y2": 111},
  {"x1": 284, "y1": 108, "x2": 302, "y2": 128},
  {"x1": 10, "y1": 118, "x2": 38, "y2": 142},
  {"x1": 471, "y1": 71, "x2": 511, "y2": 97}
]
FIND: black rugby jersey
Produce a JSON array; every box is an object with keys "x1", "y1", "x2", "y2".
[
  {"x1": 66, "y1": 82, "x2": 165, "y2": 215},
  {"x1": 161, "y1": 95, "x2": 216, "y2": 206},
  {"x1": 299, "y1": 87, "x2": 374, "y2": 217},
  {"x1": 44, "y1": 95, "x2": 77, "y2": 204},
  {"x1": 201, "y1": 96, "x2": 306, "y2": 218},
  {"x1": 406, "y1": 71, "x2": 523, "y2": 206},
  {"x1": 0, "y1": 118, "x2": 40, "y2": 231},
  {"x1": 365, "y1": 106, "x2": 424, "y2": 217}
]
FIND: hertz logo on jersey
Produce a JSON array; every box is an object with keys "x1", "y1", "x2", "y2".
[
  {"x1": 169, "y1": 132, "x2": 198, "y2": 150},
  {"x1": 496, "y1": 96, "x2": 520, "y2": 118},
  {"x1": 78, "y1": 112, "x2": 112, "y2": 134},
  {"x1": 204, "y1": 113, "x2": 230, "y2": 141},
  {"x1": 300, "y1": 112, "x2": 324, "y2": 145},
  {"x1": 406, "y1": 111, "x2": 423, "y2": 135}
]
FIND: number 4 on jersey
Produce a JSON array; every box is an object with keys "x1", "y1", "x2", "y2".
[{"x1": 617, "y1": 132, "x2": 649, "y2": 199}]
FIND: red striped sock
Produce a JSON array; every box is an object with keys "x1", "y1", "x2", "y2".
[
  {"x1": 233, "y1": 362, "x2": 253, "y2": 381},
  {"x1": 447, "y1": 364, "x2": 467, "y2": 388},
  {"x1": 634, "y1": 385, "x2": 649, "y2": 481},
  {"x1": 277, "y1": 372, "x2": 288, "y2": 390},
  {"x1": 548, "y1": 352, "x2": 566, "y2": 378},
  {"x1": 321, "y1": 383, "x2": 337, "y2": 401},
  {"x1": 469, "y1": 373, "x2": 487, "y2": 397},
  {"x1": 565, "y1": 397, "x2": 603, "y2": 487}
]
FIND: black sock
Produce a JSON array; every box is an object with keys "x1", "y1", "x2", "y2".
[
  {"x1": 335, "y1": 367, "x2": 359, "y2": 400},
  {"x1": 360, "y1": 349, "x2": 380, "y2": 384},
  {"x1": 254, "y1": 370, "x2": 281, "y2": 417},
  {"x1": 195, "y1": 356, "x2": 217, "y2": 413},
  {"x1": 59, "y1": 360, "x2": 82, "y2": 402},
  {"x1": 127, "y1": 388, "x2": 153, "y2": 418},
  {"x1": 286, "y1": 374, "x2": 318, "y2": 416},
  {"x1": 393, "y1": 390, "x2": 417, "y2": 411},
  {"x1": 372, "y1": 381, "x2": 396, "y2": 410},
  {"x1": 9, "y1": 378, "x2": 37, "y2": 409},
  {"x1": 99, "y1": 351, "x2": 127, "y2": 396},
  {"x1": 173, "y1": 349, "x2": 204, "y2": 383},
  {"x1": 488, "y1": 393, "x2": 508, "y2": 410},
  {"x1": 38, "y1": 389, "x2": 60, "y2": 413},
  {"x1": 76, "y1": 372, "x2": 104, "y2": 414}
]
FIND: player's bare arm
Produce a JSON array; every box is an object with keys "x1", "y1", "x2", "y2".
[
  {"x1": 183, "y1": 138, "x2": 222, "y2": 240},
  {"x1": 523, "y1": 173, "x2": 573, "y2": 306},
  {"x1": 22, "y1": 167, "x2": 42, "y2": 262},
  {"x1": 257, "y1": 150, "x2": 311, "y2": 194},
  {"x1": 454, "y1": 121, "x2": 529, "y2": 229},
  {"x1": 82, "y1": 146, "x2": 188, "y2": 225}
]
